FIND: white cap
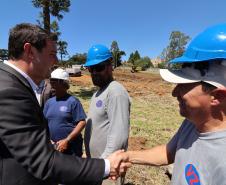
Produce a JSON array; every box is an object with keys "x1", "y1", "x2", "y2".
[
  {"x1": 51, "y1": 68, "x2": 69, "y2": 81},
  {"x1": 160, "y1": 62, "x2": 226, "y2": 88}
]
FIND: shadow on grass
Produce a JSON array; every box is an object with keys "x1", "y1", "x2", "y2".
[{"x1": 70, "y1": 87, "x2": 97, "y2": 100}]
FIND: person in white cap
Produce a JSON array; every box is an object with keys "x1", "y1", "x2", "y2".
[
  {"x1": 117, "y1": 24, "x2": 226, "y2": 184},
  {"x1": 43, "y1": 68, "x2": 86, "y2": 158}
]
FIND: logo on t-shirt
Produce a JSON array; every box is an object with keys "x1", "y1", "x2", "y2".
[
  {"x1": 185, "y1": 164, "x2": 200, "y2": 185},
  {"x1": 59, "y1": 106, "x2": 68, "y2": 112},
  {"x1": 96, "y1": 100, "x2": 103, "y2": 108}
]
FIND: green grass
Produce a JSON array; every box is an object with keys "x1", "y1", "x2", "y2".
[{"x1": 130, "y1": 93, "x2": 183, "y2": 147}]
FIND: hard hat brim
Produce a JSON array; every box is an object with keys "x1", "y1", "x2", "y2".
[
  {"x1": 84, "y1": 58, "x2": 110, "y2": 67},
  {"x1": 160, "y1": 66, "x2": 226, "y2": 88},
  {"x1": 169, "y1": 55, "x2": 200, "y2": 64},
  {"x1": 170, "y1": 55, "x2": 226, "y2": 64}
]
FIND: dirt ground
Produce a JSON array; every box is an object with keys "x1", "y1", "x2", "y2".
[
  {"x1": 71, "y1": 69, "x2": 172, "y2": 97},
  {"x1": 70, "y1": 68, "x2": 173, "y2": 151}
]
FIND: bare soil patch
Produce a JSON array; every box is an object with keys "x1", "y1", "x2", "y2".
[
  {"x1": 70, "y1": 68, "x2": 173, "y2": 98},
  {"x1": 128, "y1": 137, "x2": 147, "y2": 150}
]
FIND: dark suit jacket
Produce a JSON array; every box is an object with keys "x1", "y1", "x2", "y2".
[{"x1": 0, "y1": 63, "x2": 105, "y2": 185}]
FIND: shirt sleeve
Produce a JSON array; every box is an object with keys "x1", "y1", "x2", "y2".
[
  {"x1": 166, "y1": 119, "x2": 188, "y2": 162},
  {"x1": 103, "y1": 159, "x2": 110, "y2": 178},
  {"x1": 101, "y1": 94, "x2": 130, "y2": 158}
]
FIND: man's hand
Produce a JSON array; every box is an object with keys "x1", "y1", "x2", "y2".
[
  {"x1": 107, "y1": 150, "x2": 131, "y2": 180},
  {"x1": 56, "y1": 139, "x2": 69, "y2": 152}
]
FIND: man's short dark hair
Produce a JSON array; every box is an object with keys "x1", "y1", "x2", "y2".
[{"x1": 8, "y1": 23, "x2": 58, "y2": 60}]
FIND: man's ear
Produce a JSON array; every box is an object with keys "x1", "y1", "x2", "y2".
[
  {"x1": 210, "y1": 89, "x2": 226, "y2": 106},
  {"x1": 23, "y1": 43, "x2": 33, "y2": 60}
]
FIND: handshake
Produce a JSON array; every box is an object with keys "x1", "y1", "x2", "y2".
[{"x1": 106, "y1": 150, "x2": 131, "y2": 180}]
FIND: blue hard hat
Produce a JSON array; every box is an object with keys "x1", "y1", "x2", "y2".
[
  {"x1": 170, "y1": 23, "x2": 226, "y2": 63},
  {"x1": 84, "y1": 44, "x2": 112, "y2": 67}
]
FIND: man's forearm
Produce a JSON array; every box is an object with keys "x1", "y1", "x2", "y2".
[
  {"x1": 66, "y1": 120, "x2": 86, "y2": 141},
  {"x1": 127, "y1": 145, "x2": 171, "y2": 166}
]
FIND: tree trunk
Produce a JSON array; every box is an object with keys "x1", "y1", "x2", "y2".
[
  {"x1": 43, "y1": 0, "x2": 50, "y2": 34},
  {"x1": 60, "y1": 53, "x2": 63, "y2": 62}
]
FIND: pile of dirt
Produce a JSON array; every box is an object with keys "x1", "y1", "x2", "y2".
[{"x1": 128, "y1": 137, "x2": 147, "y2": 150}]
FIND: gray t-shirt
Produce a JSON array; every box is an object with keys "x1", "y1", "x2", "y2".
[
  {"x1": 85, "y1": 81, "x2": 131, "y2": 158},
  {"x1": 168, "y1": 119, "x2": 226, "y2": 185}
]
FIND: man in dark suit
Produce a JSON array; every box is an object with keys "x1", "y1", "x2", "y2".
[{"x1": 0, "y1": 23, "x2": 128, "y2": 185}]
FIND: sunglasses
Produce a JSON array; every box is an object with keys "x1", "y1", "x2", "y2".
[{"x1": 88, "y1": 62, "x2": 108, "y2": 73}]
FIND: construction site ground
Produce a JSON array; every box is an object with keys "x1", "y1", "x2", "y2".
[
  {"x1": 70, "y1": 68, "x2": 182, "y2": 185},
  {"x1": 70, "y1": 68, "x2": 171, "y2": 98}
]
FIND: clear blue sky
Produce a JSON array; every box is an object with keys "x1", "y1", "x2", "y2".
[{"x1": 1, "y1": 0, "x2": 226, "y2": 60}]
